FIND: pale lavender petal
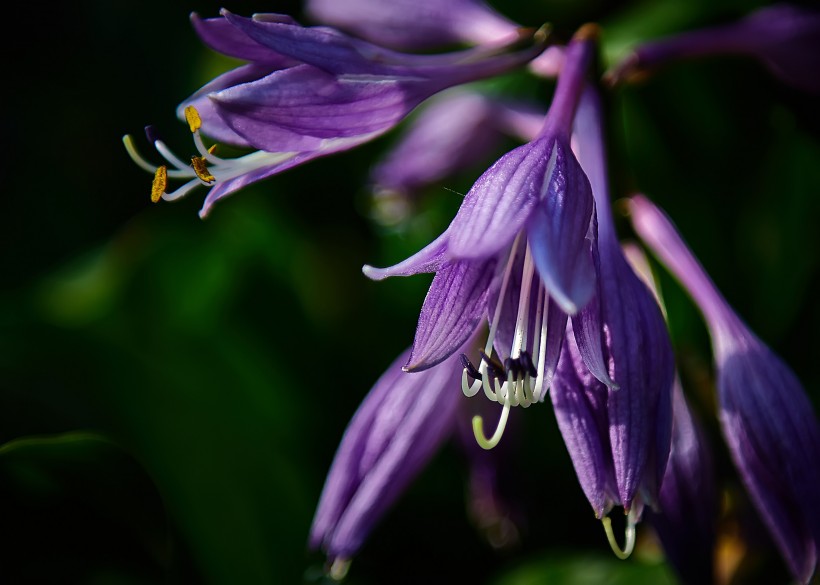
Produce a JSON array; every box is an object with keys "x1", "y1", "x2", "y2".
[
  {"x1": 305, "y1": 0, "x2": 520, "y2": 51},
  {"x1": 310, "y1": 348, "x2": 463, "y2": 562},
  {"x1": 551, "y1": 322, "x2": 618, "y2": 518},
  {"x1": 362, "y1": 231, "x2": 450, "y2": 280},
  {"x1": 647, "y1": 379, "x2": 716, "y2": 585},
  {"x1": 191, "y1": 12, "x2": 298, "y2": 64},
  {"x1": 177, "y1": 63, "x2": 280, "y2": 147},
  {"x1": 629, "y1": 194, "x2": 820, "y2": 584},
  {"x1": 526, "y1": 139, "x2": 597, "y2": 314},
  {"x1": 446, "y1": 141, "x2": 544, "y2": 261},
  {"x1": 406, "y1": 259, "x2": 496, "y2": 371},
  {"x1": 528, "y1": 45, "x2": 566, "y2": 78}
]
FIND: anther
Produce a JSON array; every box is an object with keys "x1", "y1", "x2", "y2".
[
  {"x1": 151, "y1": 165, "x2": 167, "y2": 203},
  {"x1": 479, "y1": 349, "x2": 506, "y2": 381},
  {"x1": 191, "y1": 156, "x2": 215, "y2": 184},
  {"x1": 184, "y1": 105, "x2": 202, "y2": 133},
  {"x1": 461, "y1": 354, "x2": 481, "y2": 380},
  {"x1": 518, "y1": 351, "x2": 538, "y2": 378}
]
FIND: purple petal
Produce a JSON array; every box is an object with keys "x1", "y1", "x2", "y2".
[
  {"x1": 446, "y1": 140, "x2": 544, "y2": 261},
  {"x1": 305, "y1": 0, "x2": 520, "y2": 51},
  {"x1": 405, "y1": 259, "x2": 496, "y2": 371},
  {"x1": 526, "y1": 139, "x2": 597, "y2": 314},
  {"x1": 646, "y1": 380, "x2": 716, "y2": 585},
  {"x1": 551, "y1": 322, "x2": 618, "y2": 518},
  {"x1": 177, "y1": 63, "x2": 281, "y2": 147},
  {"x1": 629, "y1": 194, "x2": 820, "y2": 583},
  {"x1": 191, "y1": 12, "x2": 298, "y2": 64},
  {"x1": 310, "y1": 348, "x2": 463, "y2": 561},
  {"x1": 362, "y1": 231, "x2": 450, "y2": 280}
]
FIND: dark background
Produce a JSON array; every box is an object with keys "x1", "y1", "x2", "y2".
[{"x1": 2, "y1": 0, "x2": 818, "y2": 583}]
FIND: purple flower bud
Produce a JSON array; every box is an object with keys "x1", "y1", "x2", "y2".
[
  {"x1": 629, "y1": 194, "x2": 820, "y2": 585},
  {"x1": 123, "y1": 11, "x2": 547, "y2": 217},
  {"x1": 305, "y1": 0, "x2": 520, "y2": 51},
  {"x1": 309, "y1": 348, "x2": 462, "y2": 577},
  {"x1": 605, "y1": 3, "x2": 820, "y2": 94}
]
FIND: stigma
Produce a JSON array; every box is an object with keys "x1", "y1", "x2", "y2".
[
  {"x1": 461, "y1": 233, "x2": 554, "y2": 450},
  {"x1": 122, "y1": 105, "x2": 297, "y2": 214}
]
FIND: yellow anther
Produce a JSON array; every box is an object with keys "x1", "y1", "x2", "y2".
[
  {"x1": 151, "y1": 165, "x2": 167, "y2": 203},
  {"x1": 184, "y1": 105, "x2": 202, "y2": 133},
  {"x1": 207, "y1": 144, "x2": 218, "y2": 154},
  {"x1": 191, "y1": 156, "x2": 215, "y2": 184}
]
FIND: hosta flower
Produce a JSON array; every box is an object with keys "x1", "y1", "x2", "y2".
[
  {"x1": 364, "y1": 26, "x2": 611, "y2": 451},
  {"x1": 305, "y1": 0, "x2": 520, "y2": 51},
  {"x1": 605, "y1": 3, "x2": 820, "y2": 94},
  {"x1": 548, "y1": 85, "x2": 674, "y2": 557},
  {"x1": 629, "y1": 194, "x2": 820, "y2": 584},
  {"x1": 123, "y1": 10, "x2": 548, "y2": 218},
  {"x1": 309, "y1": 348, "x2": 462, "y2": 579},
  {"x1": 369, "y1": 88, "x2": 546, "y2": 224}
]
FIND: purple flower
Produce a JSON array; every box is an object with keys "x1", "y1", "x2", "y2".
[
  {"x1": 309, "y1": 348, "x2": 462, "y2": 578},
  {"x1": 363, "y1": 27, "x2": 610, "y2": 450},
  {"x1": 629, "y1": 194, "x2": 820, "y2": 584},
  {"x1": 123, "y1": 10, "x2": 548, "y2": 218},
  {"x1": 305, "y1": 0, "x2": 520, "y2": 51},
  {"x1": 548, "y1": 85, "x2": 674, "y2": 557},
  {"x1": 369, "y1": 88, "x2": 546, "y2": 225},
  {"x1": 605, "y1": 3, "x2": 820, "y2": 94}
]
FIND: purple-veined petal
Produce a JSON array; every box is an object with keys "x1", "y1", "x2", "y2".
[
  {"x1": 572, "y1": 87, "x2": 674, "y2": 511},
  {"x1": 305, "y1": 0, "x2": 520, "y2": 51},
  {"x1": 526, "y1": 138, "x2": 597, "y2": 314},
  {"x1": 551, "y1": 322, "x2": 619, "y2": 519},
  {"x1": 646, "y1": 378, "x2": 716, "y2": 585},
  {"x1": 191, "y1": 12, "x2": 299, "y2": 64},
  {"x1": 405, "y1": 259, "x2": 496, "y2": 371},
  {"x1": 362, "y1": 231, "x2": 450, "y2": 280},
  {"x1": 178, "y1": 63, "x2": 282, "y2": 147},
  {"x1": 629, "y1": 193, "x2": 820, "y2": 584},
  {"x1": 310, "y1": 347, "x2": 463, "y2": 564}
]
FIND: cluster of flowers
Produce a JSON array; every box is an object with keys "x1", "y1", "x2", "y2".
[{"x1": 125, "y1": 2, "x2": 820, "y2": 583}]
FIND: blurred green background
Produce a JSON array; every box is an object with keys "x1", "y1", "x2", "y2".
[{"x1": 2, "y1": 0, "x2": 818, "y2": 584}]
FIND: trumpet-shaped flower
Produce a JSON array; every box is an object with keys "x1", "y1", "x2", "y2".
[
  {"x1": 364, "y1": 26, "x2": 611, "y2": 451},
  {"x1": 305, "y1": 0, "x2": 520, "y2": 51},
  {"x1": 123, "y1": 10, "x2": 548, "y2": 217},
  {"x1": 548, "y1": 85, "x2": 674, "y2": 557},
  {"x1": 605, "y1": 3, "x2": 820, "y2": 94},
  {"x1": 629, "y1": 194, "x2": 820, "y2": 584}
]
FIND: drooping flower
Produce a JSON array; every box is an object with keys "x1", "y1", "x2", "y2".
[
  {"x1": 369, "y1": 88, "x2": 546, "y2": 224},
  {"x1": 123, "y1": 10, "x2": 548, "y2": 218},
  {"x1": 363, "y1": 26, "x2": 612, "y2": 450},
  {"x1": 305, "y1": 0, "x2": 520, "y2": 51},
  {"x1": 604, "y1": 3, "x2": 820, "y2": 94},
  {"x1": 628, "y1": 193, "x2": 820, "y2": 584},
  {"x1": 548, "y1": 84, "x2": 674, "y2": 556},
  {"x1": 309, "y1": 348, "x2": 462, "y2": 579}
]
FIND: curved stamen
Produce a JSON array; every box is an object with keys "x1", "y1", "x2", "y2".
[
  {"x1": 601, "y1": 511, "x2": 637, "y2": 560},
  {"x1": 472, "y1": 392, "x2": 512, "y2": 450}
]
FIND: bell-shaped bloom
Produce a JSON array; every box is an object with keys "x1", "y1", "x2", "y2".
[
  {"x1": 629, "y1": 194, "x2": 820, "y2": 584},
  {"x1": 548, "y1": 85, "x2": 674, "y2": 558},
  {"x1": 369, "y1": 88, "x2": 547, "y2": 224},
  {"x1": 123, "y1": 10, "x2": 548, "y2": 218},
  {"x1": 309, "y1": 348, "x2": 462, "y2": 578},
  {"x1": 305, "y1": 0, "x2": 520, "y2": 51},
  {"x1": 605, "y1": 3, "x2": 820, "y2": 94},
  {"x1": 363, "y1": 27, "x2": 610, "y2": 451}
]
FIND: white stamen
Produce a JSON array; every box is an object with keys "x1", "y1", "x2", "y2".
[
  {"x1": 153, "y1": 139, "x2": 191, "y2": 171},
  {"x1": 472, "y1": 391, "x2": 512, "y2": 450},
  {"x1": 533, "y1": 292, "x2": 550, "y2": 401}
]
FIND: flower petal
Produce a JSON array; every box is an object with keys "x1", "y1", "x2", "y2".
[
  {"x1": 406, "y1": 259, "x2": 496, "y2": 371},
  {"x1": 362, "y1": 231, "x2": 450, "y2": 280},
  {"x1": 190, "y1": 12, "x2": 299, "y2": 63}
]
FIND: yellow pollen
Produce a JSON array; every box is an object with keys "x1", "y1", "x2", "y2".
[
  {"x1": 184, "y1": 105, "x2": 202, "y2": 133},
  {"x1": 207, "y1": 144, "x2": 218, "y2": 154},
  {"x1": 151, "y1": 165, "x2": 167, "y2": 203},
  {"x1": 191, "y1": 156, "x2": 215, "y2": 183}
]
